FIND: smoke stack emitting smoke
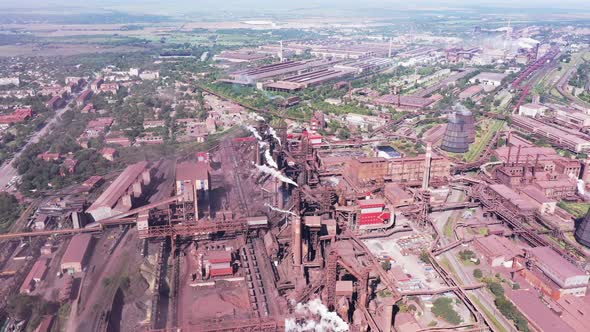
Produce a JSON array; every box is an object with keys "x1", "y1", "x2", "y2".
[
  {"x1": 264, "y1": 148, "x2": 278, "y2": 169},
  {"x1": 268, "y1": 126, "x2": 281, "y2": 146},
  {"x1": 254, "y1": 164, "x2": 298, "y2": 187},
  {"x1": 264, "y1": 203, "x2": 297, "y2": 217},
  {"x1": 246, "y1": 125, "x2": 263, "y2": 140},
  {"x1": 285, "y1": 299, "x2": 349, "y2": 332}
]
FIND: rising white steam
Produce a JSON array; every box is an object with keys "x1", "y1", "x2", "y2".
[
  {"x1": 254, "y1": 164, "x2": 298, "y2": 187},
  {"x1": 264, "y1": 148, "x2": 278, "y2": 169},
  {"x1": 285, "y1": 299, "x2": 349, "y2": 332},
  {"x1": 254, "y1": 114, "x2": 266, "y2": 122},
  {"x1": 268, "y1": 126, "x2": 281, "y2": 146},
  {"x1": 264, "y1": 203, "x2": 297, "y2": 217},
  {"x1": 246, "y1": 125, "x2": 263, "y2": 141}
]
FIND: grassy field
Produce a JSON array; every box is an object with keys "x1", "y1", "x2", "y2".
[
  {"x1": 463, "y1": 119, "x2": 503, "y2": 162},
  {"x1": 558, "y1": 201, "x2": 590, "y2": 218}
]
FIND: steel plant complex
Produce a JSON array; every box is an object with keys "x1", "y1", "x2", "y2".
[{"x1": 2, "y1": 3, "x2": 590, "y2": 332}]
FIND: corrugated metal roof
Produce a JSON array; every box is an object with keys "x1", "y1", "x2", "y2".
[
  {"x1": 61, "y1": 234, "x2": 92, "y2": 265},
  {"x1": 87, "y1": 161, "x2": 148, "y2": 212}
]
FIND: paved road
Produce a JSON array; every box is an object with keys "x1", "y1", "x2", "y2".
[
  {"x1": 433, "y1": 190, "x2": 517, "y2": 332},
  {"x1": 0, "y1": 88, "x2": 86, "y2": 190}
]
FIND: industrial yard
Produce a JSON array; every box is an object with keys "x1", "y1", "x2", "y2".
[{"x1": 2, "y1": 3, "x2": 590, "y2": 332}]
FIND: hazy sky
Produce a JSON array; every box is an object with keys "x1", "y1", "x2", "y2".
[{"x1": 2, "y1": 0, "x2": 590, "y2": 14}]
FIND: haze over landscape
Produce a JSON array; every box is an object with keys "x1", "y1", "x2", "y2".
[{"x1": 2, "y1": 1, "x2": 590, "y2": 332}]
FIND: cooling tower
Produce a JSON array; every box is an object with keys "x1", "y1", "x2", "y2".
[
  {"x1": 441, "y1": 113, "x2": 471, "y2": 153},
  {"x1": 457, "y1": 109, "x2": 476, "y2": 143},
  {"x1": 575, "y1": 209, "x2": 590, "y2": 247}
]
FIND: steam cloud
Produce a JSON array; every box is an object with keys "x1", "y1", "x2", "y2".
[
  {"x1": 264, "y1": 148, "x2": 278, "y2": 169},
  {"x1": 254, "y1": 164, "x2": 298, "y2": 187},
  {"x1": 264, "y1": 203, "x2": 297, "y2": 217},
  {"x1": 246, "y1": 125, "x2": 263, "y2": 141},
  {"x1": 285, "y1": 299, "x2": 349, "y2": 332},
  {"x1": 268, "y1": 126, "x2": 282, "y2": 146},
  {"x1": 254, "y1": 114, "x2": 266, "y2": 122}
]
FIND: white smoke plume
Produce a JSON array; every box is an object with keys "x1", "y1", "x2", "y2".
[
  {"x1": 268, "y1": 126, "x2": 282, "y2": 146},
  {"x1": 246, "y1": 125, "x2": 263, "y2": 141},
  {"x1": 285, "y1": 299, "x2": 349, "y2": 332},
  {"x1": 254, "y1": 114, "x2": 266, "y2": 122},
  {"x1": 254, "y1": 164, "x2": 298, "y2": 187},
  {"x1": 264, "y1": 148, "x2": 278, "y2": 169},
  {"x1": 264, "y1": 203, "x2": 297, "y2": 217}
]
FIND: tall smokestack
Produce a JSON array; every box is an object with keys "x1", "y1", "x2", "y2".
[
  {"x1": 422, "y1": 143, "x2": 432, "y2": 190},
  {"x1": 279, "y1": 40, "x2": 284, "y2": 62},
  {"x1": 516, "y1": 145, "x2": 522, "y2": 165},
  {"x1": 507, "y1": 145, "x2": 512, "y2": 165},
  {"x1": 388, "y1": 37, "x2": 393, "y2": 58},
  {"x1": 292, "y1": 216, "x2": 302, "y2": 266}
]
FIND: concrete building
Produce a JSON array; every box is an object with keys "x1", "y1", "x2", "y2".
[
  {"x1": 519, "y1": 103, "x2": 548, "y2": 117},
  {"x1": 61, "y1": 234, "x2": 93, "y2": 274},
  {"x1": 458, "y1": 85, "x2": 483, "y2": 100},
  {"x1": 511, "y1": 115, "x2": 590, "y2": 153},
  {"x1": 86, "y1": 161, "x2": 151, "y2": 221},
  {"x1": 526, "y1": 246, "x2": 589, "y2": 298},
  {"x1": 175, "y1": 161, "x2": 210, "y2": 219},
  {"x1": 469, "y1": 72, "x2": 507, "y2": 88},
  {"x1": 344, "y1": 155, "x2": 452, "y2": 188},
  {"x1": 473, "y1": 235, "x2": 520, "y2": 267},
  {"x1": 506, "y1": 289, "x2": 575, "y2": 332}
]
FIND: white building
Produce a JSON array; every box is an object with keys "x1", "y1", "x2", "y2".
[{"x1": 519, "y1": 103, "x2": 548, "y2": 117}]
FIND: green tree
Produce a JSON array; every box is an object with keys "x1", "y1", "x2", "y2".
[
  {"x1": 488, "y1": 282, "x2": 505, "y2": 298},
  {"x1": 0, "y1": 193, "x2": 21, "y2": 233},
  {"x1": 473, "y1": 269, "x2": 483, "y2": 279},
  {"x1": 432, "y1": 297, "x2": 462, "y2": 325}
]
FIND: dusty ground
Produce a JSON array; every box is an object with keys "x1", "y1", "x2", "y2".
[
  {"x1": 183, "y1": 282, "x2": 251, "y2": 326},
  {"x1": 0, "y1": 44, "x2": 147, "y2": 57},
  {"x1": 69, "y1": 228, "x2": 142, "y2": 332}
]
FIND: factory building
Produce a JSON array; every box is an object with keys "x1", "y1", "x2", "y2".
[
  {"x1": 20, "y1": 258, "x2": 49, "y2": 294},
  {"x1": 175, "y1": 161, "x2": 210, "y2": 220},
  {"x1": 517, "y1": 246, "x2": 589, "y2": 299},
  {"x1": 86, "y1": 161, "x2": 151, "y2": 221},
  {"x1": 373, "y1": 94, "x2": 435, "y2": 111},
  {"x1": 262, "y1": 69, "x2": 353, "y2": 92},
  {"x1": 511, "y1": 115, "x2": 590, "y2": 153},
  {"x1": 344, "y1": 154, "x2": 452, "y2": 188},
  {"x1": 203, "y1": 250, "x2": 234, "y2": 278},
  {"x1": 227, "y1": 59, "x2": 337, "y2": 85},
  {"x1": 357, "y1": 198, "x2": 391, "y2": 227},
  {"x1": 61, "y1": 234, "x2": 93, "y2": 274}
]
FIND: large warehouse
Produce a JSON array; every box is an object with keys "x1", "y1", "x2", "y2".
[
  {"x1": 61, "y1": 233, "x2": 93, "y2": 274},
  {"x1": 86, "y1": 161, "x2": 151, "y2": 221}
]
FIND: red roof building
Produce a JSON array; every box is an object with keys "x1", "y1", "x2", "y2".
[
  {"x1": 105, "y1": 134, "x2": 131, "y2": 147},
  {"x1": 0, "y1": 108, "x2": 33, "y2": 124},
  {"x1": 20, "y1": 258, "x2": 49, "y2": 294},
  {"x1": 76, "y1": 89, "x2": 93, "y2": 106},
  {"x1": 46, "y1": 95, "x2": 63, "y2": 110},
  {"x1": 81, "y1": 103, "x2": 95, "y2": 114},
  {"x1": 61, "y1": 234, "x2": 93, "y2": 274},
  {"x1": 205, "y1": 250, "x2": 232, "y2": 264},
  {"x1": 82, "y1": 175, "x2": 104, "y2": 189},
  {"x1": 100, "y1": 147, "x2": 117, "y2": 161},
  {"x1": 209, "y1": 262, "x2": 233, "y2": 277}
]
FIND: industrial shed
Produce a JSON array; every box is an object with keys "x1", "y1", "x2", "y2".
[{"x1": 61, "y1": 233, "x2": 93, "y2": 274}]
